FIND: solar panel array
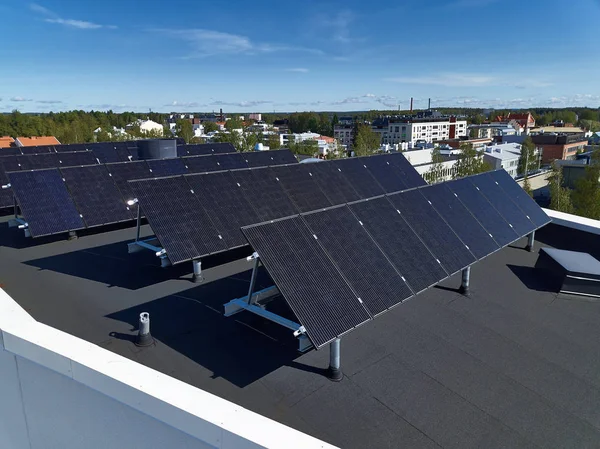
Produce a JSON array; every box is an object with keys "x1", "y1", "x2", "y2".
[
  {"x1": 242, "y1": 169, "x2": 551, "y2": 348},
  {"x1": 130, "y1": 152, "x2": 427, "y2": 265},
  {"x1": 7, "y1": 149, "x2": 298, "y2": 237}
]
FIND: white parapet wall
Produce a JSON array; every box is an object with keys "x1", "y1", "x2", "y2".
[
  {"x1": 543, "y1": 208, "x2": 600, "y2": 235},
  {"x1": 0, "y1": 288, "x2": 336, "y2": 449}
]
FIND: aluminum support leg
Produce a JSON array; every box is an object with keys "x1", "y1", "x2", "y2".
[
  {"x1": 459, "y1": 266, "x2": 471, "y2": 295},
  {"x1": 135, "y1": 204, "x2": 141, "y2": 241},
  {"x1": 67, "y1": 230, "x2": 78, "y2": 240},
  {"x1": 247, "y1": 257, "x2": 260, "y2": 304},
  {"x1": 192, "y1": 259, "x2": 203, "y2": 283},
  {"x1": 526, "y1": 230, "x2": 536, "y2": 252},
  {"x1": 327, "y1": 338, "x2": 342, "y2": 382}
]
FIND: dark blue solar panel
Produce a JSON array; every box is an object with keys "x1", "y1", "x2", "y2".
[
  {"x1": 362, "y1": 154, "x2": 409, "y2": 193},
  {"x1": 1, "y1": 156, "x2": 22, "y2": 177},
  {"x1": 182, "y1": 155, "x2": 220, "y2": 174},
  {"x1": 91, "y1": 145, "x2": 120, "y2": 163},
  {"x1": 308, "y1": 162, "x2": 361, "y2": 204},
  {"x1": 0, "y1": 187, "x2": 13, "y2": 208},
  {"x1": 270, "y1": 164, "x2": 332, "y2": 212},
  {"x1": 8, "y1": 169, "x2": 84, "y2": 237},
  {"x1": 420, "y1": 183, "x2": 499, "y2": 259},
  {"x1": 105, "y1": 161, "x2": 151, "y2": 202},
  {"x1": 230, "y1": 168, "x2": 298, "y2": 221},
  {"x1": 447, "y1": 177, "x2": 519, "y2": 247},
  {"x1": 331, "y1": 158, "x2": 385, "y2": 199},
  {"x1": 147, "y1": 158, "x2": 188, "y2": 177},
  {"x1": 388, "y1": 189, "x2": 476, "y2": 275},
  {"x1": 20, "y1": 153, "x2": 59, "y2": 170},
  {"x1": 59, "y1": 143, "x2": 88, "y2": 152},
  {"x1": 303, "y1": 206, "x2": 414, "y2": 315},
  {"x1": 61, "y1": 165, "x2": 133, "y2": 226},
  {"x1": 388, "y1": 152, "x2": 428, "y2": 188},
  {"x1": 129, "y1": 176, "x2": 227, "y2": 264},
  {"x1": 19, "y1": 145, "x2": 54, "y2": 154},
  {"x1": 469, "y1": 172, "x2": 536, "y2": 236},
  {"x1": 242, "y1": 216, "x2": 371, "y2": 348},
  {"x1": 57, "y1": 151, "x2": 98, "y2": 167},
  {"x1": 490, "y1": 169, "x2": 550, "y2": 229},
  {"x1": 214, "y1": 153, "x2": 248, "y2": 170},
  {"x1": 186, "y1": 171, "x2": 260, "y2": 248},
  {"x1": 349, "y1": 197, "x2": 447, "y2": 294},
  {"x1": 268, "y1": 149, "x2": 297, "y2": 165},
  {"x1": 0, "y1": 147, "x2": 21, "y2": 156},
  {"x1": 244, "y1": 151, "x2": 273, "y2": 168}
]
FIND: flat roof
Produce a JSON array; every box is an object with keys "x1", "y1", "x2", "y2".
[{"x1": 2, "y1": 215, "x2": 600, "y2": 448}]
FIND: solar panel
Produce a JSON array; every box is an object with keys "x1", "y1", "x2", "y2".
[
  {"x1": 331, "y1": 158, "x2": 385, "y2": 199},
  {"x1": 7, "y1": 169, "x2": 84, "y2": 237},
  {"x1": 214, "y1": 153, "x2": 248, "y2": 170},
  {"x1": 303, "y1": 206, "x2": 414, "y2": 316},
  {"x1": 147, "y1": 158, "x2": 188, "y2": 177},
  {"x1": 181, "y1": 143, "x2": 236, "y2": 156},
  {"x1": 182, "y1": 155, "x2": 220, "y2": 173},
  {"x1": 420, "y1": 183, "x2": 499, "y2": 259},
  {"x1": 490, "y1": 169, "x2": 550, "y2": 228},
  {"x1": 1, "y1": 156, "x2": 21, "y2": 176},
  {"x1": 388, "y1": 189, "x2": 476, "y2": 275},
  {"x1": 362, "y1": 154, "x2": 409, "y2": 193},
  {"x1": 230, "y1": 168, "x2": 298, "y2": 221},
  {"x1": 388, "y1": 152, "x2": 428, "y2": 188},
  {"x1": 244, "y1": 151, "x2": 273, "y2": 168},
  {"x1": 469, "y1": 173, "x2": 535, "y2": 236},
  {"x1": 187, "y1": 171, "x2": 260, "y2": 248},
  {"x1": 61, "y1": 165, "x2": 133, "y2": 226},
  {"x1": 242, "y1": 216, "x2": 371, "y2": 348},
  {"x1": 0, "y1": 187, "x2": 13, "y2": 208},
  {"x1": 91, "y1": 144, "x2": 120, "y2": 163},
  {"x1": 447, "y1": 177, "x2": 519, "y2": 247},
  {"x1": 105, "y1": 161, "x2": 151, "y2": 202},
  {"x1": 308, "y1": 162, "x2": 361, "y2": 204},
  {"x1": 349, "y1": 197, "x2": 447, "y2": 294},
  {"x1": 129, "y1": 176, "x2": 227, "y2": 264},
  {"x1": 0, "y1": 147, "x2": 21, "y2": 156},
  {"x1": 60, "y1": 143, "x2": 88, "y2": 152},
  {"x1": 209, "y1": 142, "x2": 237, "y2": 154},
  {"x1": 19, "y1": 145, "x2": 53, "y2": 154},
  {"x1": 270, "y1": 164, "x2": 332, "y2": 212},
  {"x1": 114, "y1": 145, "x2": 133, "y2": 162},
  {"x1": 56, "y1": 151, "x2": 98, "y2": 167},
  {"x1": 269, "y1": 149, "x2": 298, "y2": 165},
  {"x1": 19, "y1": 153, "x2": 59, "y2": 170}
]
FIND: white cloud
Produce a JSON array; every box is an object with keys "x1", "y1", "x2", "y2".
[
  {"x1": 157, "y1": 28, "x2": 323, "y2": 58},
  {"x1": 165, "y1": 101, "x2": 201, "y2": 108},
  {"x1": 285, "y1": 68, "x2": 309, "y2": 73},
  {"x1": 320, "y1": 11, "x2": 359, "y2": 44},
  {"x1": 30, "y1": 3, "x2": 116, "y2": 30},
  {"x1": 386, "y1": 73, "x2": 495, "y2": 87},
  {"x1": 10, "y1": 97, "x2": 33, "y2": 102},
  {"x1": 210, "y1": 100, "x2": 272, "y2": 108},
  {"x1": 36, "y1": 100, "x2": 62, "y2": 104}
]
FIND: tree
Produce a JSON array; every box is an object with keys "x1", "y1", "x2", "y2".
[
  {"x1": 353, "y1": 123, "x2": 380, "y2": 156},
  {"x1": 163, "y1": 125, "x2": 173, "y2": 138},
  {"x1": 426, "y1": 147, "x2": 445, "y2": 183},
  {"x1": 548, "y1": 164, "x2": 574, "y2": 213},
  {"x1": 267, "y1": 133, "x2": 281, "y2": 150},
  {"x1": 175, "y1": 119, "x2": 193, "y2": 143},
  {"x1": 522, "y1": 176, "x2": 533, "y2": 197},
  {"x1": 453, "y1": 143, "x2": 491, "y2": 179},
  {"x1": 571, "y1": 151, "x2": 600, "y2": 219},
  {"x1": 517, "y1": 137, "x2": 537, "y2": 176},
  {"x1": 203, "y1": 121, "x2": 219, "y2": 133},
  {"x1": 225, "y1": 118, "x2": 243, "y2": 130}
]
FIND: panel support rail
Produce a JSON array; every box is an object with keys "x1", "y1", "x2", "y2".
[
  {"x1": 2, "y1": 185, "x2": 30, "y2": 237},
  {"x1": 224, "y1": 252, "x2": 313, "y2": 353},
  {"x1": 126, "y1": 199, "x2": 171, "y2": 267}
]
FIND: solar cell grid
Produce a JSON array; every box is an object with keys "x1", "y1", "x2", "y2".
[
  {"x1": 19, "y1": 153, "x2": 59, "y2": 170},
  {"x1": 330, "y1": 158, "x2": 385, "y2": 199},
  {"x1": 349, "y1": 197, "x2": 447, "y2": 294},
  {"x1": 56, "y1": 151, "x2": 98, "y2": 167},
  {"x1": 362, "y1": 155, "x2": 409, "y2": 193},
  {"x1": 129, "y1": 176, "x2": 227, "y2": 263},
  {"x1": 303, "y1": 206, "x2": 414, "y2": 316},
  {"x1": 490, "y1": 169, "x2": 550, "y2": 228},
  {"x1": 7, "y1": 169, "x2": 84, "y2": 237},
  {"x1": 388, "y1": 189, "x2": 475, "y2": 275},
  {"x1": 309, "y1": 162, "x2": 361, "y2": 204},
  {"x1": 244, "y1": 151, "x2": 273, "y2": 168},
  {"x1": 186, "y1": 171, "x2": 260, "y2": 248},
  {"x1": 61, "y1": 165, "x2": 133, "y2": 226},
  {"x1": 0, "y1": 147, "x2": 21, "y2": 156},
  {"x1": 242, "y1": 216, "x2": 371, "y2": 348},
  {"x1": 469, "y1": 173, "x2": 535, "y2": 237},
  {"x1": 269, "y1": 149, "x2": 298, "y2": 165},
  {"x1": 447, "y1": 178, "x2": 518, "y2": 247},
  {"x1": 182, "y1": 155, "x2": 220, "y2": 173},
  {"x1": 147, "y1": 158, "x2": 188, "y2": 177},
  {"x1": 388, "y1": 152, "x2": 428, "y2": 188},
  {"x1": 19, "y1": 145, "x2": 53, "y2": 154},
  {"x1": 230, "y1": 168, "x2": 298, "y2": 221},
  {"x1": 105, "y1": 161, "x2": 151, "y2": 202},
  {"x1": 91, "y1": 146, "x2": 120, "y2": 163},
  {"x1": 420, "y1": 183, "x2": 499, "y2": 259},
  {"x1": 270, "y1": 164, "x2": 332, "y2": 212},
  {"x1": 214, "y1": 153, "x2": 248, "y2": 170}
]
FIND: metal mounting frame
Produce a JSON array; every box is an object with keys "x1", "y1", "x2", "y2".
[
  {"x1": 126, "y1": 200, "x2": 171, "y2": 267},
  {"x1": 2, "y1": 185, "x2": 31, "y2": 237},
  {"x1": 223, "y1": 252, "x2": 313, "y2": 352}
]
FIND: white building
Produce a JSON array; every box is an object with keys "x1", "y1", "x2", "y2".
[
  {"x1": 469, "y1": 124, "x2": 519, "y2": 140},
  {"x1": 481, "y1": 142, "x2": 540, "y2": 178},
  {"x1": 377, "y1": 118, "x2": 468, "y2": 147},
  {"x1": 402, "y1": 148, "x2": 459, "y2": 183},
  {"x1": 139, "y1": 120, "x2": 164, "y2": 135}
]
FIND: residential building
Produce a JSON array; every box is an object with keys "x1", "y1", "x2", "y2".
[
  {"x1": 248, "y1": 113, "x2": 262, "y2": 121},
  {"x1": 138, "y1": 120, "x2": 164, "y2": 135},
  {"x1": 191, "y1": 118, "x2": 204, "y2": 138},
  {"x1": 272, "y1": 119, "x2": 289, "y2": 134},
  {"x1": 469, "y1": 124, "x2": 519, "y2": 140},
  {"x1": 495, "y1": 112, "x2": 536, "y2": 129},
  {"x1": 482, "y1": 143, "x2": 522, "y2": 178},
  {"x1": 531, "y1": 133, "x2": 588, "y2": 163},
  {"x1": 437, "y1": 137, "x2": 492, "y2": 151},
  {"x1": 14, "y1": 136, "x2": 61, "y2": 147},
  {"x1": 381, "y1": 116, "x2": 468, "y2": 146},
  {"x1": 333, "y1": 124, "x2": 354, "y2": 148},
  {"x1": 0, "y1": 136, "x2": 15, "y2": 148},
  {"x1": 530, "y1": 126, "x2": 589, "y2": 135},
  {"x1": 402, "y1": 147, "x2": 459, "y2": 183}
]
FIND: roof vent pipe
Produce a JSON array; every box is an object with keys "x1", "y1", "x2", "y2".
[{"x1": 136, "y1": 312, "x2": 154, "y2": 347}]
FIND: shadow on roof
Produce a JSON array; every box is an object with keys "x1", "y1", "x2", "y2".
[
  {"x1": 506, "y1": 264, "x2": 558, "y2": 293},
  {"x1": 105, "y1": 267, "x2": 313, "y2": 387}
]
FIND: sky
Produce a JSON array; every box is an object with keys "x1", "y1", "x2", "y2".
[{"x1": 1, "y1": 0, "x2": 599, "y2": 113}]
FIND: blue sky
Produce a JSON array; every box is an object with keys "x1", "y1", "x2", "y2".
[{"x1": 1, "y1": 0, "x2": 599, "y2": 113}]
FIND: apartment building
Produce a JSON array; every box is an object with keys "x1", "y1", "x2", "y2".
[{"x1": 377, "y1": 116, "x2": 468, "y2": 146}]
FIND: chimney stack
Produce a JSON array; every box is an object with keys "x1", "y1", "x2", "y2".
[
  {"x1": 410, "y1": 97, "x2": 414, "y2": 112},
  {"x1": 428, "y1": 98, "x2": 431, "y2": 110}
]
